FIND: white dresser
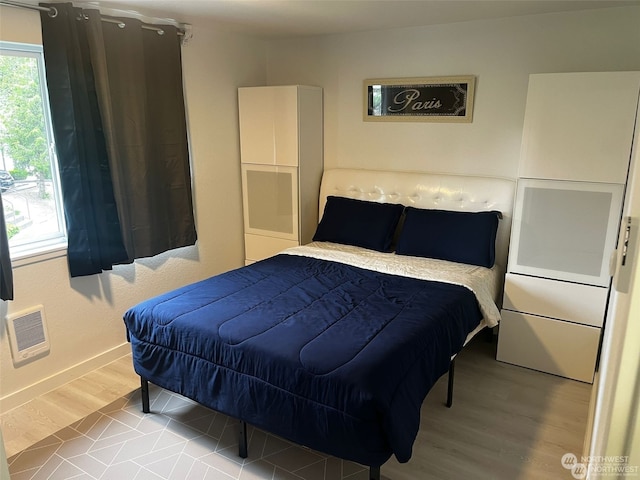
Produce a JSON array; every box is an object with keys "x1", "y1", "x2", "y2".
[
  {"x1": 497, "y1": 72, "x2": 640, "y2": 383},
  {"x1": 499, "y1": 274, "x2": 607, "y2": 382},
  {"x1": 238, "y1": 85, "x2": 323, "y2": 264}
]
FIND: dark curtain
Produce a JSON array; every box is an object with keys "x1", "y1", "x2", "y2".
[
  {"x1": 40, "y1": 4, "x2": 129, "y2": 277},
  {"x1": 1, "y1": 195, "x2": 13, "y2": 301},
  {"x1": 89, "y1": 14, "x2": 197, "y2": 261},
  {"x1": 40, "y1": 3, "x2": 196, "y2": 276}
]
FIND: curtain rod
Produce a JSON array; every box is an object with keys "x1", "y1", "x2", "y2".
[{"x1": 0, "y1": 0, "x2": 186, "y2": 37}]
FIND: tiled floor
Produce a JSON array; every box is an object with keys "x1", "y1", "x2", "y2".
[{"x1": 7, "y1": 384, "x2": 376, "y2": 480}]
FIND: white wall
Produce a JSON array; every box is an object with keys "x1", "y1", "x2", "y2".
[
  {"x1": 0, "y1": 6, "x2": 267, "y2": 411},
  {"x1": 266, "y1": 7, "x2": 640, "y2": 178}
]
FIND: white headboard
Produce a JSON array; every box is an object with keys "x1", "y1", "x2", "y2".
[{"x1": 318, "y1": 168, "x2": 516, "y2": 269}]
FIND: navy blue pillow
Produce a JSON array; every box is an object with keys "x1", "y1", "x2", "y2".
[
  {"x1": 313, "y1": 196, "x2": 404, "y2": 252},
  {"x1": 395, "y1": 207, "x2": 501, "y2": 267}
]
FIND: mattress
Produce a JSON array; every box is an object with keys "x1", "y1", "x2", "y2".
[{"x1": 124, "y1": 243, "x2": 499, "y2": 467}]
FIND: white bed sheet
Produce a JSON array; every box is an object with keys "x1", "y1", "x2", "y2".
[{"x1": 282, "y1": 241, "x2": 502, "y2": 333}]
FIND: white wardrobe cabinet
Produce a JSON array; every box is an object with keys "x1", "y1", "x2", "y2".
[
  {"x1": 497, "y1": 71, "x2": 640, "y2": 383},
  {"x1": 238, "y1": 85, "x2": 323, "y2": 264}
]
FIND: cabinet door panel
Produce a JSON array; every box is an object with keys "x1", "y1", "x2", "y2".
[
  {"x1": 519, "y1": 72, "x2": 639, "y2": 183},
  {"x1": 241, "y1": 164, "x2": 299, "y2": 241},
  {"x1": 239, "y1": 87, "x2": 277, "y2": 165},
  {"x1": 503, "y1": 273, "x2": 607, "y2": 327},
  {"x1": 507, "y1": 179, "x2": 623, "y2": 287},
  {"x1": 497, "y1": 310, "x2": 599, "y2": 383},
  {"x1": 272, "y1": 87, "x2": 299, "y2": 166},
  {"x1": 239, "y1": 86, "x2": 299, "y2": 166}
]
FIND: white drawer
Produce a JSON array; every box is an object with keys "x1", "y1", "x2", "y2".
[
  {"x1": 503, "y1": 273, "x2": 607, "y2": 327},
  {"x1": 245, "y1": 234, "x2": 298, "y2": 262},
  {"x1": 496, "y1": 310, "x2": 600, "y2": 383}
]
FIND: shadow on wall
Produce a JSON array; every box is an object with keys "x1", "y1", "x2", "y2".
[{"x1": 68, "y1": 244, "x2": 201, "y2": 303}]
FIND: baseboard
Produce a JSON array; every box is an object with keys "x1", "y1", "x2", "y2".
[{"x1": 0, "y1": 343, "x2": 131, "y2": 413}]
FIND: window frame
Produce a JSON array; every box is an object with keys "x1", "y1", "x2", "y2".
[{"x1": 1, "y1": 41, "x2": 67, "y2": 264}]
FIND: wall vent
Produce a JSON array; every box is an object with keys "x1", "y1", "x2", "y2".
[{"x1": 6, "y1": 305, "x2": 50, "y2": 366}]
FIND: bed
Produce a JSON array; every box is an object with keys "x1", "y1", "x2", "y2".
[{"x1": 124, "y1": 168, "x2": 515, "y2": 479}]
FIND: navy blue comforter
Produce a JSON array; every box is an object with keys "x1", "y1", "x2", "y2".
[{"x1": 124, "y1": 253, "x2": 483, "y2": 467}]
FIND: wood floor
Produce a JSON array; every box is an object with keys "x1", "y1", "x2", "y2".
[
  {"x1": 1, "y1": 336, "x2": 592, "y2": 479},
  {"x1": 384, "y1": 336, "x2": 592, "y2": 479},
  {"x1": 1, "y1": 354, "x2": 140, "y2": 459}
]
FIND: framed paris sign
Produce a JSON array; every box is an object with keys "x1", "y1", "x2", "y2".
[{"x1": 363, "y1": 76, "x2": 475, "y2": 123}]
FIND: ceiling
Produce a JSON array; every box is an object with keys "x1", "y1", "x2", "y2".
[{"x1": 26, "y1": 0, "x2": 640, "y2": 38}]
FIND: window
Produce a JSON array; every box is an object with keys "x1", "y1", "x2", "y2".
[{"x1": 0, "y1": 41, "x2": 66, "y2": 260}]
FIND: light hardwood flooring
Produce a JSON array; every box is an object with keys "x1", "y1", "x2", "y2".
[
  {"x1": 1, "y1": 337, "x2": 592, "y2": 479},
  {"x1": 2, "y1": 355, "x2": 140, "y2": 459},
  {"x1": 384, "y1": 337, "x2": 592, "y2": 479}
]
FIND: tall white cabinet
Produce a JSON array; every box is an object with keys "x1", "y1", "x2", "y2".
[
  {"x1": 238, "y1": 85, "x2": 323, "y2": 264},
  {"x1": 497, "y1": 72, "x2": 640, "y2": 383}
]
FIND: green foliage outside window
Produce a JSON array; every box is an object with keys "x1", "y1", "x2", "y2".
[
  {"x1": 9, "y1": 168, "x2": 28, "y2": 180},
  {"x1": 6, "y1": 223, "x2": 19, "y2": 239},
  {"x1": 0, "y1": 54, "x2": 51, "y2": 198}
]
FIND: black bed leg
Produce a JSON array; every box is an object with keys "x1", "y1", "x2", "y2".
[
  {"x1": 238, "y1": 420, "x2": 248, "y2": 459},
  {"x1": 446, "y1": 359, "x2": 455, "y2": 408},
  {"x1": 369, "y1": 466, "x2": 381, "y2": 480},
  {"x1": 141, "y1": 377, "x2": 150, "y2": 413}
]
